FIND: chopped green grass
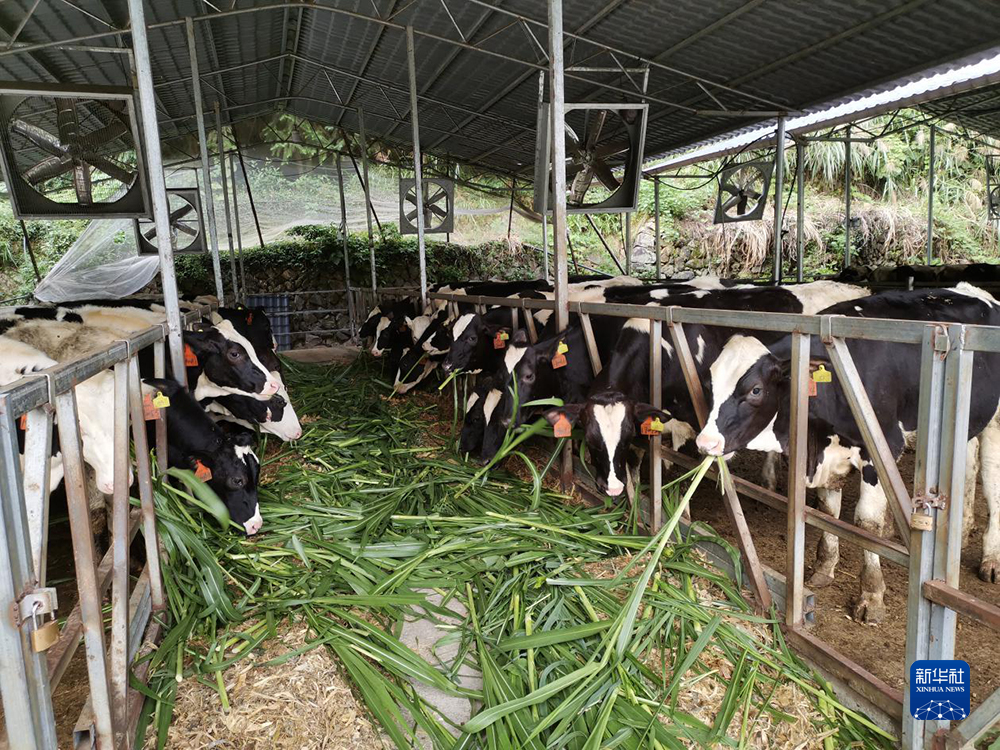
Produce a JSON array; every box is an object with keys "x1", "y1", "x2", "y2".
[{"x1": 137, "y1": 357, "x2": 897, "y2": 749}]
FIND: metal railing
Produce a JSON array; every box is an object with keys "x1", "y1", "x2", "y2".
[
  {"x1": 430, "y1": 289, "x2": 1000, "y2": 749},
  {"x1": 0, "y1": 303, "x2": 211, "y2": 749}
]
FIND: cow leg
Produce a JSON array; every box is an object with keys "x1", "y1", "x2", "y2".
[
  {"x1": 963, "y1": 436, "x2": 979, "y2": 548},
  {"x1": 760, "y1": 452, "x2": 779, "y2": 492},
  {"x1": 808, "y1": 487, "x2": 842, "y2": 588},
  {"x1": 978, "y1": 416, "x2": 1000, "y2": 583},
  {"x1": 852, "y1": 467, "x2": 887, "y2": 624}
]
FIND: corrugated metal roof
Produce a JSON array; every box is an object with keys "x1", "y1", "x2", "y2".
[{"x1": 0, "y1": 0, "x2": 998, "y2": 178}]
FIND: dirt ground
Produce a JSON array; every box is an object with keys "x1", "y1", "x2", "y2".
[{"x1": 688, "y1": 449, "x2": 1000, "y2": 703}]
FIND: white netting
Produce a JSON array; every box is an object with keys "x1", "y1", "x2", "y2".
[{"x1": 33, "y1": 145, "x2": 538, "y2": 302}]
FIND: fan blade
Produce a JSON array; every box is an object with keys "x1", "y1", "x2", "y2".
[
  {"x1": 168, "y1": 203, "x2": 194, "y2": 223},
  {"x1": 76, "y1": 119, "x2": 130, "y2": 152},
  {"x1": 425, "y1": 187, "x2": 446, "y2": 205},
  {"x1": 584, "y1": 110, "x2": 607, "y2": 151},
  {"x1": 86, "y1": 154, "x2": 135, "y2": 185},
  {"x1": 175, "y1": 222, "x2": 199, "y2": 237},
  {"x1": 737, "y1": 194, "x2": 749, "y2": 215},
  {"x1": 55, "y1": 100, "x2": 81, "y2": 148},
  {"x1": 563, "y1": 122, "x2": 582, "y2": 148},
  {"x1": 591, "y1": 158, "x2": 620, "y2": 192},
  {"x1": 744, "y1": 189, "x2": 762, "y2": 200},
  {"x1": 406, "y1": 208, "x2": 419, "y2": 222},
  {"x1": 721, "y1": 194, "x2": 742, "y2": 212},
  {"x1": 720, "y1": 183, "x2": 740, "y2": 197},
  {"x1": 569, "y1": 166, "x2": 595, "y2": 204},
  {"x1": 23, "y1": 154, "x2": 73, "y2": 184},
  {"x1": 405, "y1": 192, "x2": 419, "y2": 207},
  {"x1": 73, "y1": 162, "x2": 92, "y2": 205},
  {"x1": 591, "y1": 140, "x2": 628, "y2": 160},
  {"x1": 10, "y1": 119, "x2": 65, "y2": 156},
  {"x1": 427, "y1": 203, "x2": 448, "y2": 219}
]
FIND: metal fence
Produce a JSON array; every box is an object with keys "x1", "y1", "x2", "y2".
[
  {"x1": 0, "y1": 303, "x2": 211, "y2": 749},
  {"x1": 430, "y1": 289, "x2": 1000, "y2": 749}
]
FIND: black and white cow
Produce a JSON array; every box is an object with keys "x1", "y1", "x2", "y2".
[
  {"x1": 458, "y1": 376, "x2": 502, "y2": 457},
  {"x1": 695, "y1": 284, "x2": 1000, "y2": 622},
  {"x1": 184, "y1": 321, "x2": 281, "y2": 401},
  {"x1": 542, "y1": 281, "x2": 868, "y2": 496},
  {"x1": 145, "y1": 377, "x2": 263, "y2": 535},
  {"x1": 370, "y1": 298, "x2": 420, "y2": 357},
  {"x1": 215, "y1": 307, "x2": 281, "y2": 373}
]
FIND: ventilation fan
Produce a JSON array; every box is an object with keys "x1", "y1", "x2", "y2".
[
  {"x1": 713, "y1": 160, "x2": 773, "y2": 224},
  {"x1": 399, "y1": 178, "x2": 454, "y2": 234},
  {"x1": 0, "y1": 82, "x2": 149, "y2": 219},
  {"x1": 135, "y1": 187, "x2": 206, "y2": 255},
  {"x1": 533, "y1": 102, "x2": 648, "y2": 215},
  {"x1": 988, "y1": 157, "x2": 1000, "y2": 221}
]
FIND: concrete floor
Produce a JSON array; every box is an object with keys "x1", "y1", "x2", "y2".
[{"x1": 283, "y1": 344, "x2": 361, "y2": 365}]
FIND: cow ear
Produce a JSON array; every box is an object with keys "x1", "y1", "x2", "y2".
[
  {"x1": 512, "y1": 329, "x2": 528, "y2": 345},
  {"x1": 543, "y1": 403, "x2": 585, "y2": 427},
  {"x1": 143, "y1": 377, "x2": 182, "y2": 396},
  {"x1": 633, "y1": 403, "x2": 670, "y2": 427}
]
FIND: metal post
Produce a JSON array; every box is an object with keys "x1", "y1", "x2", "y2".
[
  {"x1": 233, "y1": 131, "x2": 266, "y2": 249},
  {"x1": 927, "y1": 125, "x2": 935, "y2": 265},
  {"x1": 548, "y1": 0, "x2": 571, "y2": 487},
  {"x1": 0, "y1": 396, "x2": 57, "y2": 749},
  {"x1": 649, "y1": 319, "x2": 663, "y2": 530},
  {"x1": 623, "y1": 213, "x2": 631, "y2": 275},
  {"x1": 541, "y1": 214, "x2": 549, "y2": 281},
  {"x1": 786, "y1": 332, "x2": 810, "y2": 626},
  {"x1": 110, "y1": 360, "x2": 130, "y2": 735},
  {"x1": 230, "y1": 154, "x2": 246, "y2": 301},
  {"x1": 844, "y1": 124, "x2": 852, "y2": 270},
  {"x1": 796, "y1": 139, "x2": 805, "y2": 283},
  {"x1": 358, "y1": 107, "x2": 376, "y2": 292},
  {"x1": 772, "y1": 115, "x2": 786, "y2": 285},
  {"x1": 138, "y1": 4, "x2": 186, "y2": 380},
  {"x1": 337, "y1": 154, "x2": 356, "y2": 338},
  {"x1": 186, "y1": 17, "x2": 225, "y2": 306},
  {"x1": 405, "y1": 26, "x2": 428, "y2": 310},
  {"x1": 654, "y1": 178, "x2": 661, "y2": 281},
  {"x1": 215, "y1": 100, "x2": 238, "y2": 303}
]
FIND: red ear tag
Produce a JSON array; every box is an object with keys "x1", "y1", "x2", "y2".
[
  {"x1": 184, "y1": 344, "x2": 199, "y2": 367},
  {"x1": 551, "y1": 352, "x2": 567, "y2": 369},
  {"x1": 142, "y1": 393, "x2": 160, "y2": 421},
  {"x1": 193, "y1": 460, "x2": 213, "y2": 481},
  {"x1": 553, "y1": 414, "x2": 572, "y2": 438},
  {"x1": 641, "y1": 416, "x2": 665, "y2": 436},
  {"x1": 19, "y1": 414, "x2": 27, "y2": 430},
  {"x1": 808, "y1": 379, "x2": 818, "y2": 397},
  {"x1": 493, "y1": 332, "x2": 506, "y2": 349},
  {"x1": 247, "y1": 312, "x2": 254, "y2": 325}
]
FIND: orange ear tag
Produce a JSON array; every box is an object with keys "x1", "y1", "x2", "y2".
[
  {"x1": 194, "y1": 460, "x2": 213, "y2": 481},
  {"x1": 247, "y1": 312, "x2": 254, "y2": 325},
  {"x1": 551, "y1": 352, "x2": 567, "y2": 369},
  {"x1": 493, "y1": 332, "x2": 506, "y2": 349},
  {"x1": 808, "y1": 379, "x2": 818, "y2": 397},
  {"x1": 641, "y1": 416, "x2": 665, "y2": 436},
  {"x1": 184, "y1": 344, "x2": 199, "y2": 367},
  {"x1": 553, "y1": 414, "x2": 572, "y2": 438},
  {"x1": 142, "y1": 393, "x2": 160, "y2": 421},
  {"x1": 19, "y1": 414, "x2": 27, "y2": 430}
]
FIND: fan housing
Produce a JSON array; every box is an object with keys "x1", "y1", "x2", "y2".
[
  {"x1": 399, "y1": 178, "x2": 454, "y2": 235},
  {"x1": 713, "y1": 160, "x2": 774, "y2": 224},
  {"x1": 135, "y1": 187, "x2": 206, "y2": 255}
]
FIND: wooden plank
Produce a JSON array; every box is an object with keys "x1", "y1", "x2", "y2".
[{"x1": 922, "y1": 580, "x2": 1000, "y2": 631}]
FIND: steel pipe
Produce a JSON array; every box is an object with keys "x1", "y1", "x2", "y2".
[
  {"x1": 406, "y1": 26, "x2": 428, "y2": 309},
  {"x1": 773, "y1": 116, "x2": 786, "y2": 284},
  {"x1": 216, "y1": 101, "x2": 238, "y2": 303}
]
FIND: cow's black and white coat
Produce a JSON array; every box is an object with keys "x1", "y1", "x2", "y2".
[
  {"x1": 696, "y1": 284, "x2": 1000, "y2": 622},
  {"x1": 541, "y1": 281, "x2": 868, "y2": 497}
]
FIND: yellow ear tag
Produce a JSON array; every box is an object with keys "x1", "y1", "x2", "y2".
[
  {"x1": 812, "y1": 365, "x2": 832, "y2": 383},
  {"x1": 499, "y1": 331, "x2": 509, "y2": 340},
  {"x1": 641, "y1": 416, "x2": 665, "y2": 436},
  {"x1": 152, "y1": 392, "x2": 171, "y2": 409},
  {"x1": 557, "y1": 341, "x2": 569, "y2": 354}
]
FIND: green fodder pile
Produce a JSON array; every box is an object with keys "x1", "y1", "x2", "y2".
[{"x1": 138, "y1": 357, "x2": 896, "y2": 749}]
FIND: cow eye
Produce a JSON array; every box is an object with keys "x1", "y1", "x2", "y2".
[
  {"x1": 523, "y1": 370, "x2": 535, "y2": 383},
  {"x1": 751, "y1": 386, "x2": 762, "y2": 396},
  {"x1": 228, "y1": 348, "x2": 241, "y2": 360}
]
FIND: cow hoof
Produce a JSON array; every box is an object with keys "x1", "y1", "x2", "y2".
[
  {"x1": 807, "y1": 571, "x2": 835, "y2": 588},
  {"x1": 852, "y1": 594, "x2": 886, "y2": 624},
  {"x1": 978, "y1": 557, "x2": 1000, "y2": 584}
]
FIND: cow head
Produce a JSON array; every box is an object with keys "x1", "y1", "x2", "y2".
[
  {"x1": 187, "y1": 321, "x2": 280, "y2": 401},
  {"x1": 358, "y1": 305, "x2": 383, "y2": 339},
  {"x1": 214, "y1": 422, "x2": 262, "y2": 535},
  {"x1": 544, "y1": 392, "x2": 668, "y2": 497},
  {"x1": 696, "y1": 335, "x2": 792, "y2": 457},
  {"x1": 443, "y1": 313, "x2": 507, "y2": 374}
]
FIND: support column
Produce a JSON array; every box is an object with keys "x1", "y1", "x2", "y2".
[
  {"x1": 215, "y1": 101, "x2": 238, "y2": 303},
  {"x1": 185, "y1": 17, "x2": 224, "y2": 306},
  {"x1": 796, "y1": 139, "x2": 805, "y2": 283},
  {"x1": 142, "y1": 5, "x2": 186, "y2": 380},
  {"x1": 844, "y1": 124, "x2": 852, "y2": 270},
  {"x1": 654, "y1": 178, "x2": 661, "y2": 281},
  {"x1": 542, "y1": 214, "x2": 549, "y2": 281},
  {"x1": 230, "y1": 154, "x2": 246, "y2": 300},
  {"x1": 772, "y1": 116, "x2": 786, "y2": 285},
  {"x1": 927, "y1": 125, "x2": 935, "y2": 265},
  {"x1": 405, "y1": 26, "x2": 427, "y2": 310},
  {"x1": 358, "y1": 108, "x2": 376, "y2": 292},
  {"x1": 548, "y1": 0, "x2": 571, "y2": 487},
  {"x1": 337, "y1": 155, "x2": 356, "y2": 338}
]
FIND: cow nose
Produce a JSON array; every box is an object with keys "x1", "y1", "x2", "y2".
[
  {"x1": 291, "y1": 428, "x2": 302, "y2": 440},
  {"x1": 371, "y1": 348, "x2": 383, "y2": 358},
  {"x1": 696, "y1": 431, "x2": 725, "y2": 456},
  {"x1": 98, "y1": 480, "x2": 115, "y2": 494},
  {"x1": 606, "y1": 480, "x2": 624, "y2": 497},
  {"x1": 441, "y1": 361, "x2": 453, "y2": 373}
]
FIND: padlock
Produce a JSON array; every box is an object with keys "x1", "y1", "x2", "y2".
[
  {"x1": 30, "y1": 601, "x2": 59, "y2": 652},
  {"x1": 910, "y1": 512, "x2": 933, "y2": 531}
]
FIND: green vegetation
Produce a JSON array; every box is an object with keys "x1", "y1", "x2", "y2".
[{"x1": 138, "y1": 358, "x2": 896, "y2": 749}]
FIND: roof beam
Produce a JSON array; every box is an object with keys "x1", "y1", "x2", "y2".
[{"x1": 335, "y1": 0, "x2": 402, "y2": 127}]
